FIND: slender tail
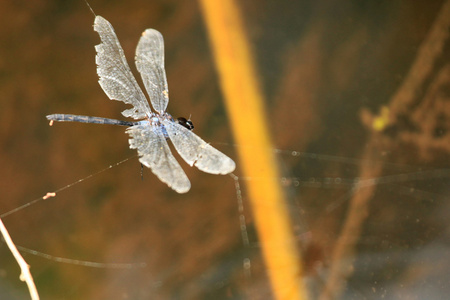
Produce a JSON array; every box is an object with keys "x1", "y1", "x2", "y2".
[{"x1": 46, "y1": 114, "x2": 137, "y2": 127}]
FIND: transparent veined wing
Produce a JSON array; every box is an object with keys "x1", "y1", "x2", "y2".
[
  {"x1": 135, "y1": 29, "x2": 169, "y2": 114},
  {"x1": 94, "y1": 16, "x2": 152, "y2": 119},
  {"x1": 163, "y1": 120, "x2": 236, "y2": 174},
  {"x1": 127, "y1": 124, "x2": 191, "y2": 193}
]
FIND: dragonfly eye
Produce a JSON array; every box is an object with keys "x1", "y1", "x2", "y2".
[{"x1": 176, "y1": 117, "x2": 194, "y2": 131}]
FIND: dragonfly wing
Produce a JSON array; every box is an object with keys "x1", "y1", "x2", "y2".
[
  {"x1": 135, "y1": 28, "x2": 169, "y2": 114},
  {"x1": 163, "y1": 119, "x2": 236, "y2": 174},
  {"x1": 94, "y1": 16, "x2": 152, "y2": 119},
  {"x1": 127, "y1": 124, "x2": 191, "y2": 193}
]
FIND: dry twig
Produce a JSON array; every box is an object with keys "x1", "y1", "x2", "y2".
[{"x1": 0, "y1": 217, "x2": 40, "y2": 300}]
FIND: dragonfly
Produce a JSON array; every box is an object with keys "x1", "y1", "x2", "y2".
[{"x1": 47, "y1": 16, "x2": 236, "y2": 193}]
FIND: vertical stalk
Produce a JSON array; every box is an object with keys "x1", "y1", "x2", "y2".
[{"x1": 199, "y1": 1, "x2": 307, "y2": 299}]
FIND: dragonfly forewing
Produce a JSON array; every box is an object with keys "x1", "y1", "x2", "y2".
[
  {"x1": 94, "y1": 16, "x2": 152, "y2": 119},
  {"x1": 127, "y1": 124, "x2": 191, "y2": 193},
  {"x1": 135, "y1": 28, "x2": 169, "y2": 114},
  {"x1": 163, "y1": 120, "x2": 236, "y2": 175}
]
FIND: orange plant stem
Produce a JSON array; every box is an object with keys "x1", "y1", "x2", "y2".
[{"x1": 199, "y1": 1, "x2": 307, "y2": 299}]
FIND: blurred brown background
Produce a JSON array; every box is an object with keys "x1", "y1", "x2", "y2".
[{"x1": 0, "y1": 0, "x2": 449, "y2": 299}]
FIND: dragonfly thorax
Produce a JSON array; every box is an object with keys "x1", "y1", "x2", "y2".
[
  {"x1": 143, "y1": 112, "x2": 174, "y2": 127},
  {"x1": 144, "y1": 113, "x2": 194, "y2": 132}
]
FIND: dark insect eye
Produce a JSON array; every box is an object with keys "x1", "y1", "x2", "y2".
[
  {"x1": 185, "y1": 120, "x2": 194, "y2": 130},
  {"x1": 176, "y1": 117, "x2": 194, "y2": 131}
]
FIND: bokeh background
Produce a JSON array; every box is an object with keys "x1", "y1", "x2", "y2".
[{"x1": 0, "y1": 0, "x2": 449, "y2": 299}]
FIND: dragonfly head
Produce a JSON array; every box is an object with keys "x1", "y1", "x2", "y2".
[{"x1": 176, "y1": 117, "x2": 194, "y2": 131}]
